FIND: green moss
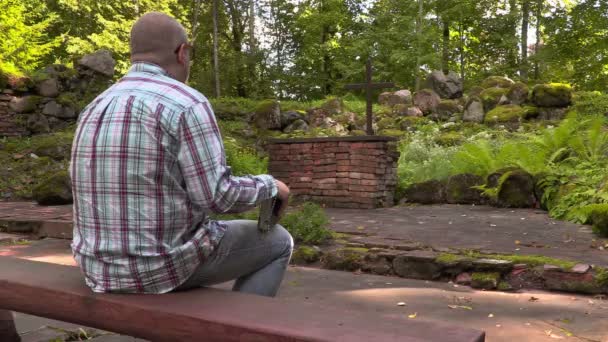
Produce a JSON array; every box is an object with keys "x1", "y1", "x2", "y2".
[
  {"x1": 32, "y1": 169, "x2": 72, "y2": 205},
  {"x1": 434, "y1": 132, "x2": 464, "y2": 146},
  {"x1": 532, "y1": 83, "x2": 573, "y2": 107},
  {"x1": 596, "y1": 267, "x2": 608, "y2": 287},
  {"x1": 321, "y1": 247, "x2": 365, "y2": 271},
  {"x1": 378, "y1": 129, "x2": 406, "y2": 137},
  {"x1": 497, "y1": 281, "x2": 513, "y2": 291},
  {"x1": 56, "y1": 92, "x2": 80, "y2": 110},
  {"x1": 482, "y1": 254, "x2": 576, "y2": 270},
  {"x1": 467, "y1": 86, "x2": 484, "y2": 97},
  {"x1": 471, "y1": 272, "x2": 501, "y2": 289},
  {"x1": 377, "y1": 117, "x2": 397, "y2": 130},
  {"x1": 484, "y1": 105, "x2": 525, "y2": 124},
  {"x1": 438, "y1": 99, "x2": 462, "y2": 113},
  {"x1": 350, "y1": 129, "x2": 366, "y2": 136},
  {"x1": 435, "y1": 253, "x2": 472, "y2": 264},
  {"x1": 522, "y1": 105, "x2": 539, "y2": 119},
  {"x1": 472, "y1": 272, "x2": 500, "y2": 281},
  {"x1": 480, "y1": 88, "x2": 508, "y2": 111},
  {"x1": 291, "y1": 245, "x2": 321, "y2": 264},
  {"x1": 344, "y1": 247, "x2": 370, "y2": 253},
  {"x1": 481, "y1": 76, "x2": 514, "y2": 89}
]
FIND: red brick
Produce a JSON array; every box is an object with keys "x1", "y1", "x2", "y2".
[
  {"x1": 361, "y1": 173, "x2": 377, "y2": 180},
  {"x1": 315, "y1": 171, "x2": 337, "y2": 178},
  {"x1": 336, "y1": 172, "x2": 349, "y2": 178},
  {"x1": 322, "y1": 190, "x2": 349, "y2": 197},
  {"x1": 336, "y1": 153, "x2": 350, "y2": 160},
  {"x1": 316, "y1": 165, "x2": 337, "y2": 172},
  {"x1": 337, "y1": 165, "x2": 350, "y2": 172},
  {"x1": 361, "y1": 179, "x2": 379, "y2": 186},
  {"x1": 315, "y1": 178, "x2": 336, "y2": 184},
  {"x1": 349, "y1": 185, "x2": 377, "y2": 192},
  {"x1": 317, "y1": 183, "x2": 338, "y2": 190},
  {"x1": 336, "y1": 160, "x2": 350, "y2": 166},
  {"x1": 337, "y1": 178, "x2": 350, "y2": 184}
]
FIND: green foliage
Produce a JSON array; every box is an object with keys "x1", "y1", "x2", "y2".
[
  {"x1": 575, "y1": 204, "x2": 608, "y2": 237},
  {"x1": 281, "y1": 202, "x2": 332, "y2": 244},
  {"x1": 571, "y1": 91, "x2": 608, "y2": 117},
  {"x1": 223, "y1": 137, "x2": 267, "y2": 177}
]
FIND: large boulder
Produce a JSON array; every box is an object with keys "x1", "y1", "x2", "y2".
[
  {"x1": 531, "y1": 84, "x2": 573, "y2": 107},
  {"x1": 413, "y1": 89, "x2": 441, "y2": 115},
  {"x1": 394, "y1": 105, "x2": 423, "y2": 117},
  {"x1": 484, "y1": 105, "x2": 526, "y2": 126},
  {"x1": 77, "y1": 50, "x2": 116, "y2": 77},
  {"x1": 480, "y1": 88, "x2": 509, "y2": 112},
  {"x1": 463, "y1": 97, "x2": 485, "y2": 123},
  {"x1": 446, "y1": 174, "x2": 485, "y2": 204},
  {"x1": 317, "y1": 117, "x2": 348, "y2": 135},
  {"x1": 320, "y1": 98, "x2": 344, "y2": 114},
  {"x1": 252, "y1": 100, "x2": 282, "y2": 130},
  {"x1": 432, "y1": 99, "x2": 463, "y2": 121},
  {"x1": 25, "y1": 114, "x2": 50, "y2": 134},
  {"x1": 42, "y1": 101, "x2": 63, "y2": 117},
  {"x1": 36, "y1": 78, "x2": 61, "y2": 98},
  {"x1": 379, "y1": 90, "x2": 412, "y2": 107},
  {"x1": 507, "y1": 82, "x2": 529, "y2": 105},
  {"x1": 280, "y1": 110, "x2": 307, "y2": 128},
  {"x1": 9, "y1": 96, "x2": 42, "y2": 113},
  {"x1": 481, "y1": 76, "x2": 515, "y2": 89},
  {"x1": 425, "y1": 71, "x2": 463, "y2": 99},
  {"x1": 283, "y1": 119, "x2": 309, "y2": 133},
  {"x1": 32, "y1": 170, "x2": 73, "y2": 206},
  {"x1": 496, "y1": 169, "x2": 537, "y2": 208},
  {"x1": 393, "y1": 251, "x2": 442, "y2": 280},
  {"x1": 538, "y1": 107, "x2": 568, "y2": 121},
  {"x1": 402, "y1": 180, "x2": 446, "y2": 204}
]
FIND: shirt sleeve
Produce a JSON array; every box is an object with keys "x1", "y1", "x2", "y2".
[{"x1": 177, "y1": 101, "x2": 278, "y2": 214}]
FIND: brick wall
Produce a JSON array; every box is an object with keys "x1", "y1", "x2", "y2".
[{"x1": 267, "y1": 136, "x2": 400, "y2": 209}]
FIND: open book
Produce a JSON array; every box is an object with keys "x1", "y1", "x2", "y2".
[{"x1": 257, "y1": 196, "x2": 282, "y2": 232}]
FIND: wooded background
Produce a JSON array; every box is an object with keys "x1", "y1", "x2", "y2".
[{"x1": 2, "y1": 0, "x2": 606, "y2": 99}]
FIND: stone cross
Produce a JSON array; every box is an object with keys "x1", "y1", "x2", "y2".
[{"x1": 344, "y1": 58, "x2": 395, "y2": 135}]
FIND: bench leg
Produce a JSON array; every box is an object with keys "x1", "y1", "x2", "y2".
[{"x1": 0, "y1": 310, "x2": 20, "y2": 342}]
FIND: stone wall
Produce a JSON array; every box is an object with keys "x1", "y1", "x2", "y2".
[
  {"x1": 267, "y1": 136, "x2": 400, "y2": 209},
  {"x1": 0, "y1": 50, "x2": 115, "y2": 137}
]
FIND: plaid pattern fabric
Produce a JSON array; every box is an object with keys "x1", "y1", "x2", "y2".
[{"x1": 70, "y1": 62, "x2": 277, "y2": 294}]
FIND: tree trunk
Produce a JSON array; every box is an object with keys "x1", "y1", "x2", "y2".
[
  {"x1": 212, "y1": 0, "x2": 221, "y2": 98},
  {"x1": 508, "y1": 0, "x2": 519, "y2": 70},
  {"x1": 520, "y1": 0, "x2": 529, "y2": 81},
  {"x1": 534, "y1": 0, "x2": 542, "y2": 80},
  {"x1": 191, "y1": 0, "x2": 201, "y2": 40},
  {"x1": 414, "y1": 0, "x2": 423, "y2": 91},
  {"x1": 249, "y1": 0, "x2": 255, "y2": 52},
  {"x1": 459, "y1": 21, "x2": 465, "y2": 84},
  {"x1": 442, "y1": 19, "x2": 450, "y2": 75}
]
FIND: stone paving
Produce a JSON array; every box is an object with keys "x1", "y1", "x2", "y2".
[{"x1": 2, "y1": 201, "x2": 605, "y2": 266}]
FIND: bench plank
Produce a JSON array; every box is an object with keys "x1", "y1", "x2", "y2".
[{"x1": 0, "y1": 257, "x2": 485, "y2": 342}]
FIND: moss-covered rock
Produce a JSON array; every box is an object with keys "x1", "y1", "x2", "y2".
[
  {"x1": 56, "y1": 92, "x2": 80, "y2": 111},
  {"x1": 522, "y1": 105, "x2": 540, "y2": 120},
  {"x1": 253, "y1": 100, "x2": 282, "y2": 130},
  {"x1": 532, "y1": 83, "x2": 573, "y2": 107},
  {"x1": 481, "y1": 76, "x2": 515, "y2": 89},
  {"x1": 507, "y1": 82, "x2": 529, "y2": 105},
  {"x1": 377, "y1": 117, "x2": 398, "y2": 130},
  {"x1": 433, "y1": 99, "x2": 463, "y2": 121},
  {"x1": 403, "y1": 180, "x2": 446, "y2": 204},
  {"x1": 538, "y1": 107, "x2": 568, "y2": 121},
  {"x1": 471, "y1": 272, "x2": 501, "y2": 290},
  {"x1": 291, "y1": 245, "x2": 322, "y2": 265},
  {"x1": 480, "y1": 88, "x2": 509, "y2": 111},
  {"x1": 321, "y1": 97, "x2": 344, "y2": 114},
  {"x1": 484, "y1": 105, "x2": 525, "y2": 125},
  {"x1": 496, "y1": 169, "x2": 537, "y2": 208},
  {"x1": 32, "y1": 170, "x2": 72, "y2": 206},
  {"x1": 321, "y1": 248, "x2": 365, "y2": 271},
  {"x1": 463, "y1": 96, "x2": 485, "y2": 123},
  {"x1": 434, "y1": 132, "x2": 464, "y2": 146},
  {"x1": 25, "y1": 114, "x2": 50, "y2": 134},
  {"x1": 399, "y1": 116, "x2": 429, "y2": 130},
  {"x1": 446, "y1": 173, "x2": 485, "y2": 204},
  {"x1": 577, "y1": 204, "x2": 608, "y2": 237},
  {"x1": 413, "y1": 89, "x2": 441, "y2": 114},
  {"x1": 9, "y1": 95, "x2": 43, "y2": 114},
  {"x1": 378, "y1": 129, "x2": 406, "y2": 137},
  {"x1": 467, "y1": 86, "x2": 485, "y2": 98}
]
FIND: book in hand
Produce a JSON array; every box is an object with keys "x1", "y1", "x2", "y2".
[{"x1": 257, "y1": 197, "x2": 282, "y2": 232}]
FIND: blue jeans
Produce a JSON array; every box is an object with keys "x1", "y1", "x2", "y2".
[{"x1": 176, "y1": 220, "x2": 293, "y2": 297}]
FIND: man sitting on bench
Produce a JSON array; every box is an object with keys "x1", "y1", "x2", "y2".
[{"x1": 69, "y1": 12, "x2": 293, "y2": 297}]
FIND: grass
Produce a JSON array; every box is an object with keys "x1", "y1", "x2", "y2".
[{"x1": 441, "y1": 252, "x2": 578, "y2": 270}]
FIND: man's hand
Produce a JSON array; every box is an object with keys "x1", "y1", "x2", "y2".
[{"x1": 275, "y1": 180, "x2": 290, "y2": 218}]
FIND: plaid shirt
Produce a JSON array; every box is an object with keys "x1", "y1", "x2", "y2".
[{"x1": 70, "y1": 62, "x2": 277, "y2": 294}]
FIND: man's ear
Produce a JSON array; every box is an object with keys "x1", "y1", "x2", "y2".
[{"x1": 176, "y1": 44, "x2": 187, "y2": 65}]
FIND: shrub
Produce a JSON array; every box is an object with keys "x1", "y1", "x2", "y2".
[
  {"x1": 281, "y1": 202, "x2": 332, "y2": 244},
  {"x1": 223, "y1": 137, "x2": 268, "y2": 176}
]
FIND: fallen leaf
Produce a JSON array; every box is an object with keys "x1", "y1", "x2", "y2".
[
  {"x1": 448, "y1": 305, "x2": 472, "y2": 310},
  {"x1": 356, "y1": 226, "x2": 365, "y2": 230},
  {"x1": 515, "y1": 240, "x2": 521, "y2": 245},
  {"x1": 397, "y1": 302, "x2": 407, "y2": 306},
  {"x1": 488, "y1": 314, "x2": 494, "y2": 318},
  {"x1": 490, "y1": 224, "x2": 497, "y2": 227},
  {"x1": 529, "y1": 297, "x2": 539, "y2": 302},
  {"x1": 408, "y1": 313, "x2": 417, "y2": 319},
  {"x1": 12, "y1": 154, "x2": 24, "y2": 159},
  {"x1": 496, "y1": 324, "x2": 501, "y2": 328}
]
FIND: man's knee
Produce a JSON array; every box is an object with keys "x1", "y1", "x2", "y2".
[{"x1": 274, "y1": 224, "x2": 293, "y2": 256}]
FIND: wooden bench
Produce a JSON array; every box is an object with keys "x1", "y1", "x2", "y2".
[{"x1": 0, "y1": 257, "x2": 486, "y2": 341}]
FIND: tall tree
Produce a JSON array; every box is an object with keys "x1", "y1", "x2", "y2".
[{"x1": 520, "y1": 0, "x2": 530, "y2": 81}]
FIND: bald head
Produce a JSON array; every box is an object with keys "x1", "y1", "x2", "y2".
[{"x1": 130, "y1": 12, "x2": 189, "y2": 71}]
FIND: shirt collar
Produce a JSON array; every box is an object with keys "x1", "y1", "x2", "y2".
[{"x1": 128, "y1": 61, "x2": 171, "y2": 77}]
